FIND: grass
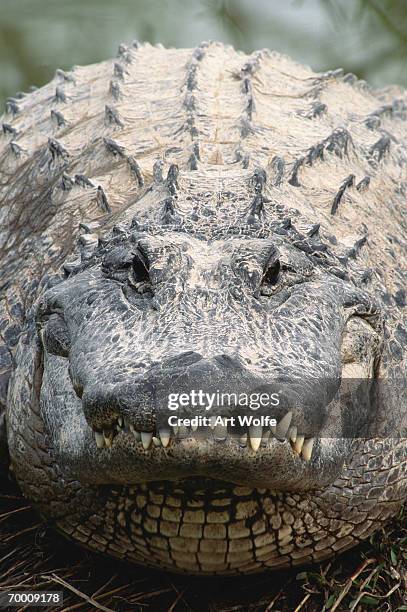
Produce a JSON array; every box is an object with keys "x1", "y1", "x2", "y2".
[{"x1": 0, "y1": 477, "x2": 406, "y2": 611}]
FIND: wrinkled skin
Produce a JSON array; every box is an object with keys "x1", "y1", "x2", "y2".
[
  {"x1": 1, "y1": 42, "x2": 406, "y2": 574},
  {"x1": 35, "y1": 230, "x2": 381, "y2": 490}
]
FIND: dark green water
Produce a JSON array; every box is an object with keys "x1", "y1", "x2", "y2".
[{"x1": 1, "y1": 0, "x2": 407, "y2": 107}]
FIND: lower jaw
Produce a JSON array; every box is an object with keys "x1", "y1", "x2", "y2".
[
  {"x1": 54, "y1": 477, "x2": 362, "y2": 575},
  {"x1": 68, "y1": 433, "x2": 348, "y2": 490}
]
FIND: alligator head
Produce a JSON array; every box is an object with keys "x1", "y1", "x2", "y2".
[{"x1": 33, "y1": 205, "x2": 383, "y2": 493}]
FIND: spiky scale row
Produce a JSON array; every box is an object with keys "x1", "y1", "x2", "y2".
[
  {"x1": 61, "y1": 173, "x2": 74, "y2": 191},
  {"x1": 96, "y1": 185, "x2": 111, "y2": 213},
  {"x1": 103, "y1": 138, "x2": 144, "y2": 187},
  {"x1": 75, "y1": 174, "x2": 95, "y2": 188},
  {"x1": 188, "y1": 142, "x2": 200, "y2": 170},
  {"x1": 2, "y1": 123, "x2": 18, "y2": 137},
  {"x1": 288, "y1": 128, "x2": 353, "y2": 187},
  {"x1": 55, "y1": 68, "x2": 76, "y2": 83},
  {"x1": 161, "y1": 197, "x2": 180, "y2": 224},
  {"x1": 247, "y1": 167, "x2": 268, "y2": 225},
  {"x1": 54, "y1": 86, "x2": 67, "y2": 103},
  {"x1": 269, "y1": 156, "x2": 285, "y2": 186},
  {"x1": 369, "y1": 135, "x2": 391, "y2": 163},
  {"x1": 104, "y1": 137, "x2": 125, "y2": 157},
  {"x1": 182, "y1": 43, "x2": 208, "y2": 145},
  {"x1": 166, "y1": 164, "x2": 179, "y2": 196},
  {"x1": 365, "y1": 99, "x2": 406, "y2": 130},
  {"x1": 5, "y1": 98, "x2": 20, "y2": 115},
  {"x1": 356, "y1": 176, "x2": 370, "y2": 192},
  {"x1": 305, "y1": 102, "x2": 327, "y2": 119},
  {"x1": 239, "y1": 49, "x2": 268, "y2": 78},
  {"x1": 50, "y1": 109, "x2": 66, "y2": 128},
  {"x1": 109, "y1": 80, "x2": 121, "y2": 101},
  {"x1": 9, "y1": 141, "x2": 23, "y2": 158},
  {"x1": 331, "y1": 174, "x2": 355, "y2": 215},
  {"x1": 104, "y1": 105, "x2": 124, "y2": 128},
  {"x1": 48, "y1": 137, "x2": 69, "y2": 162}
]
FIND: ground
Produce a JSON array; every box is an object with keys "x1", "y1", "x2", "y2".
[{"x1": 0, "y1": 478, "x2": 405, "y2": 612}]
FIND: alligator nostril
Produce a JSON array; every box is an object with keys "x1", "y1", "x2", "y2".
[
  {"x1": 213, "y1": 354, "x2": 243, "y2": 369},
  {"x1": 161, "y1": 351, "x2": 204, "y2": 368}
]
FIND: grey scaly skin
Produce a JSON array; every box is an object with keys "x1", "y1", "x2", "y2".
[{"x1": 0, "y1": 41, "x2": 406, "y2": 574}]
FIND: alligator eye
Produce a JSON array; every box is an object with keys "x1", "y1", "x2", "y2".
[
  {"x1": 262, "y1": 259, "x2": 280, "y2": 286},
  {"x1": 132, "y1": 251, "x2": 149, "y2": 284}
]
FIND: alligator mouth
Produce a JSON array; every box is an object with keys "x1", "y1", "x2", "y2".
[
  {"x1": 37, "y1": 310, "x2": 380, "y2": 490},
  {"x1": 86, "y1": 313, "x2": 380, "y2": 466},
  {"x1": 90, "y1": 410, "x2": 316, "y2": 462}
]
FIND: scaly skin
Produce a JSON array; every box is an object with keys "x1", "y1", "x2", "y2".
[{"x1": 1, "y1": 42, "x2": 406, "y2": 574}]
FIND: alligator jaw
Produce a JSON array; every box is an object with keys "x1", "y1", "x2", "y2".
[{"x1": 90, "y1": 410, "x2": 316, "y2": 462}]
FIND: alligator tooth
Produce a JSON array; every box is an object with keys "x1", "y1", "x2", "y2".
[
  {"x1": 293, "y1": 435, "x2": 305, "y2": 455},
  {"x1": 141, "y1": 431, "x2": 153, "y2": 449},
  {"x1": 275, "y1": 411, "x2": 293, "y2": 439},
  {"x1": 239, "y1": 433, "x2": 248, "y2": 447},
  {"x1": 249, "y1": 425, "x2": 262, "y2": 451},
  {"x1": 213, "y1": 423, "x2": 227, "y2": 440},
  {"x1": 191, "y1": 422, "x2": 199, "y2": 432},
  {"x1": 159, "y1": 429, "x2": 171, "y2": 447},
  {"x1": 301, "y1": 438, "x2": 315, "y2": 461},
  {"x1": 130, "y1": 425, "x2": 141, "y2": 441},
  {"x1": 288, "y1": 426, "x2": 297, "y2": 443},
  {"x1": 103, "y1": 432, "x2": 112, "y2": 448},
  {"x1": 152, "y1": 436, "x2": 161, "y2": 447},
  {"x1": 95, "y1": 432, "x2": 105, "y2": 448},
  {"x1": 117, "y1": 416, "x2": 124, "y2": 428},
  {"x1": 116, "y1": 423, "x2": 122, "y2": 432}
]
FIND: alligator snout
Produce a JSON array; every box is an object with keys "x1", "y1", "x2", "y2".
[
  {"x1": 81, "y1": 351, "x2": 261, "y2": 433},
  {"x1": 79, "y1": 345, "x2": 341, "y2": 464}
]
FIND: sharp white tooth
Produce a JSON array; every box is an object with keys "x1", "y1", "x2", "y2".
[
  {"x1": 239, "y1": 433, "x2": 248, "y2": 447},
  {"x1": 275, "y1": 411, "x2": 293, "y2": 439},
  {"x1": 130, "y1": 425, "x2": 141, "y2": 441},
  {"x1": 293, "y1": 435, "x2": 305, "y2": 455},
  {"x1": 117, "y1": 416, "x2": 124, "y2": 427},
  {"x1": 116, "y1": 423, "x2": 121, "y2": 432},
  {"x1": 301, "y1": 438, "x2": 315, "y2": 461},
  {"x1": 141, "y1": 431, "x2": 153, "y2": 449},
  {"x1": 289, "y1": 426, "x2": 297, "y2": 443},
  {"x1": 249, "y1": 425, "x2": 262, "y2": 451},
  {"x1": 191, "y1": 423, "x2": 199, "y2": 432},
  {"x1": 95, "y1": 432, "x2": 105, "y2": 448},
  {"x1": 213, "y1": 423, "x2": 227, "y2": 440},
  {"x1": 152, "y1": 436, "x2": 161, "y2": 447},
  {"x1": 103, "y1": 432, "x2": 112, "y2": 448},
  {"x1": 159, "y1": 429, "x2": 171, "y2": 447}
]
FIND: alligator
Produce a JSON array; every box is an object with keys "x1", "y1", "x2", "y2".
[{"x1": 0, "y1": 41, "x2": 406, "y2": 575}]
